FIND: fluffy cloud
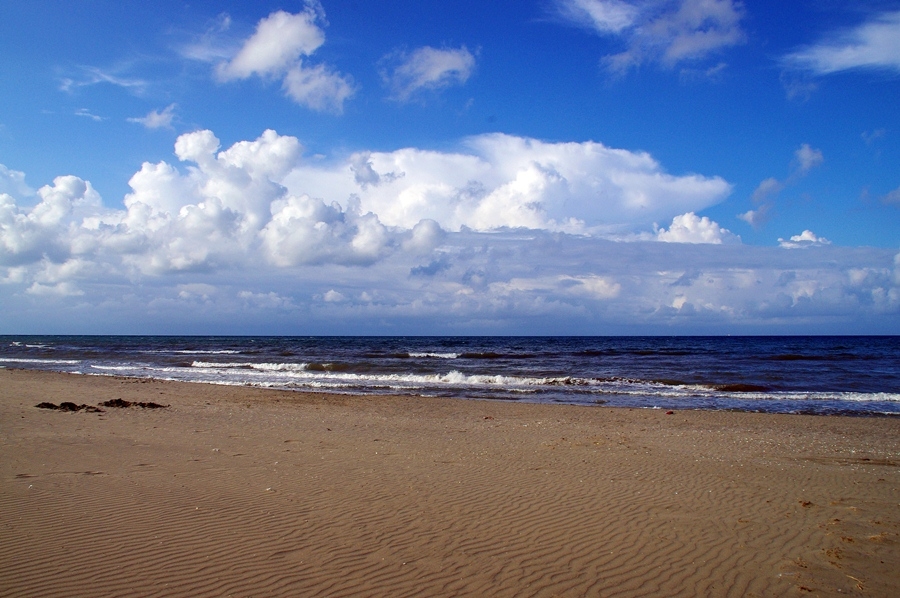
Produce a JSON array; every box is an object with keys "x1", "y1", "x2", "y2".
[
  {"x1": 555, "y1": 0, "x2": 746, "y2": 73},
  {"x1": 216, "y1": 9, "x2": 325, "y2": 80},
  {"x1": 778, "y1": 230, "x2": 831, "y2": 249},
  {"x1": 3, "y1": 132, "x2": 896, "y2": 334},
  {"x1": 382, "y1": 46, "x2": 477, "y2": 101},
  {"x1": 0, "y1": 128, "x2": 736, "y2": 282},
  {"x1": 282, "y1": 64, "x2": 355, "y2": 113},
  {"x1": 285, "y1": 132, "x2": 732, "y2": 233},
  {"x1": 656, "y1": 212, "x2": 739, "y2": 244},
  {"x1": 201, "y1": 4, "x2": 353, "y2": 113},
  {"x1": 127, "y1": 104, "x2": 177, "y2": 129},
  {"x1": 782, "y1": 11, "x2": 900, "y2": 75}
]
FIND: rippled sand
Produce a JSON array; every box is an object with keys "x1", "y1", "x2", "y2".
[{"x1": 1, "y1": 369, "x2": 898, "y2": 597}]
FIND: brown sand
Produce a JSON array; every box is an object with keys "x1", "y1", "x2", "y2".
[{"x1": 1, "y1": 369, "x2": 898, "y2": 597}]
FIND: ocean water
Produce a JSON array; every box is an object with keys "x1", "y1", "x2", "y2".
[{"x1": 1, "y1": 336, "x2": 898, "y2": 416}]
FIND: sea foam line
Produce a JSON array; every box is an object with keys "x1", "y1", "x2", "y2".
[{"x1": 0, "y1": 357, "x2": 80, "y2": 365}]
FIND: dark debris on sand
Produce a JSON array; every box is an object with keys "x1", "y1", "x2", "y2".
[
  {"x1": 35, "y1": 402, "x2": 104, "y2": 413},
  {"x1": 100, "y1": 398, "x2": 169, "y2": 409},
  {"x1": 36, "y1": 399, "x2": 169, "y2": 412}
]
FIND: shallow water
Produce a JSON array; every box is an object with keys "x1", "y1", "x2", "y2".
[{"x1": 2, "y1": 335, "x2": 898, "y2": 415}]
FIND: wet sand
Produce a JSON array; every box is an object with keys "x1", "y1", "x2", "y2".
[{"x1": 1, "y1": 368, "x2": 898, "y2": 597}]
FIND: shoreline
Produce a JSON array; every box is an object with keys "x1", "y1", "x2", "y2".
[
  {"x1": 2, "y1": 368, "x2": 898, "y2": 597},
  {"x1": 3, "y1": 366, "x2": 898, "y2": 418}
]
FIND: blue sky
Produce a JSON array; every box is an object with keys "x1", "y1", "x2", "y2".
[{"x1": 1, "y1": 0, "x2": 898, "y2": 334}]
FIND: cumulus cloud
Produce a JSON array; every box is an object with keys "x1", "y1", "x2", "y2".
[
  {"x1": 128, "y1": 104, "x2": 177, "y2": 129},
  {"x1": 216, "y1": 9, "x2": 325, "y2": 80},
  {"x1": 381, "y1": 46, "x2": 477, "y2": 101},
  {"x1": 782, "y1": 11, "x2": 900, "y2": 75},
  {"x1": 778, "y1": 230, "x2": 831, "y2": 249},
  {"x1": 6, "y1": 129, "x2": 896, "y2": 334},
  {"x1": 1, "y1": 127, "x2": 732, "y2": 282},
  {"x1": 656, "y1": 212, "x2": 739, "y2": 244},
  {"x1": 285, "y1": 132, "x2": 732, "y2": 234},
  {"x1": 555, "y1": 0, "x2": 746, "y2": 74},
  {"x1": 196, "y1": 4, "x2": 353, "y2": 113}
]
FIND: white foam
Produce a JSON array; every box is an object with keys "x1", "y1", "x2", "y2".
[
  {"x1": 0, "y1": 357, "x2": 80, "y2": 365},
  {"x1": 408, "y1": 352, "x2": 459, "y2": 359},
  {"x1": 191, "y1": 361, "x2": 310, "y2": 372}
]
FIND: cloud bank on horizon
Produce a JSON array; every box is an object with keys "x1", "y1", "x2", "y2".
[
  {"x1": 2, "y1": 128, "x2": 897, "y2": 334},
  {"x1": 0, "y1": 1, "x2": 898, "y2": 334}
]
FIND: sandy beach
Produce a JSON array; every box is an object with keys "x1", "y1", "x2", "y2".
[{"x1": 1, "y1": 368, "x2": 897, "y2": 597}]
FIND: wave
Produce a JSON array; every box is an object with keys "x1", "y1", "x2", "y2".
[
  {"x1": 407, "y1": 352, "x2": 459, "y2": 359},
  {"x1": 0, "y1": 357, "x2": 80, "y2": 365},
  {"x1": 139, "y1": 350, "x2": 241, "y2": 355},
  {"x1": 93, "y1": 362, "x2": 900, "y2": 404}
]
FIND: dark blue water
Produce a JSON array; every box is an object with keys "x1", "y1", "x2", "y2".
[{"x1": 1, "y1": 336, "x2": 898, "y2": 415}]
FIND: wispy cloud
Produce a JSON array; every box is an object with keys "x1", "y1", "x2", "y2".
[
  {"x1": 381, "y1": 46, "x2": 477, "y2": 101},
  {"x1": 60, "y1": 66, "x2": 147, "y2": 94},
  {"x1": 739, "y1": 144, "x2": 824, "y2": 229},
  {"x1": 179, "y1": 14, "x2": 237, "y2": 64},
  {"x1": 127, "y1": 104, "x2": 177, "y2": 129},
  {"x1": 554, "y1": 0, "x2": 746, "y2": 74},
  {"x1": 74, "y1": 108, "x2": 104, "y2": 122},
  {"x1": 0, "y1": 164, "x2": 34, "y2": 198},
  {"x1": 782, "y1": 10, "x2": 900, "y2": 76}
]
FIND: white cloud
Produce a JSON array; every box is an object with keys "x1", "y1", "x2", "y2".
[
  {"x1": 0, "y1": 164, "x2": 33, "y2": 198},
  {"x1": 737, "y1": 205, "x2": 770, "y2": 229},
  {"x1": 656, "y1": 212, "x2": 739, "y2": 244},
  {"x1": 778, "y1": 230, "x2": 831, "y2": 249},
  {"x1": 216, "y1": 9, "x2": 325, "y2": 80},
  {"x1": 128, "y1": 104, "x2": 177, "y2": 129},
  {"x1": 199, "y1": 4, "x2": 353, "y2": 113},
  {"x1": 794, "y1": 143, "x2": 824, "y2": 174},
  {"x1": 556, "y1": 0, "x2": 745, "y2": 73},
  {"x1": 382, "y1": 46, "x2": 477, "y2": 101},
  {"x1": 4, "y1": 130, "x2": 897, "y2": 334},
  {"x1": 556, "y1": 0, "x2": 639, "y2": 33},
  {"x1": 59, "y1": 66, "x2": 147, "y2": 94},
  {"x1": 283, "y1": 64, "x2": 355, "y2": 113},
  {"x1": 75, "y1": 108, "x2": 104, "y2": 122},
  {"x1": 285, "y1": 132, "x2": 732, "y2": 234},
  {"x1": 740, "y1": 144, "x2": 823, "y2": 230},
  {"x1": 782, "y1": 11, "x2": 900, "y2": 75}
]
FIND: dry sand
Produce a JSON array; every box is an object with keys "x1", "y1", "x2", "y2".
[{"x1": 1, "y1": 368, "x2": 898, "y2": 597}]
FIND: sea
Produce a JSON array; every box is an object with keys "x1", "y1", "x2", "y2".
[{"x1": 1, "y1": 336, "x2": 898, "y2": 416}]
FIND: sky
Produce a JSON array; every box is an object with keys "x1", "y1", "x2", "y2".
[{"x1": 1, "y1": 0, "x2": 899, "y2": 335}]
